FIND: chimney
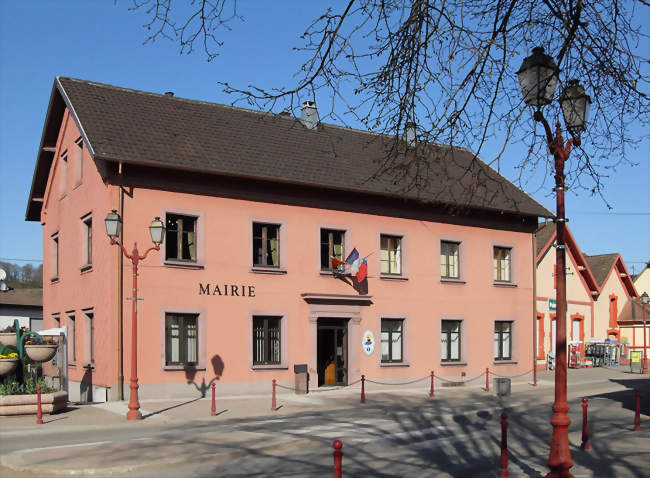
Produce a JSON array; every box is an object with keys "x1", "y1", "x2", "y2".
[
  {"x1": 300, "y1": 101, "x2": 319, "y2": 130},
  {"x1": 404, "y1": 122, "x2": 417, "y2": 146},
  {"x1": 164, "y1": 91, "x2": 174, "y2": 97}
]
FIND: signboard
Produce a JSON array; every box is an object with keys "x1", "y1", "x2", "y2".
[
  {"x1": 630, "y1": 350, "x2": 642, "y2": 374},
  {"x1": 362, "y1": 330, "x2": 375, "y2": 355},
  {"x1": 548, "y1": 299, "x2": 568, "y2": 312}
]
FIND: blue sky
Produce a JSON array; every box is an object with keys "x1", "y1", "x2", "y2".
[{"x1": 1, "y1": 1, "x2": 648, "y2": 275}]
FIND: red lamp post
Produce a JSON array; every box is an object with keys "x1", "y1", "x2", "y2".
[
  {"x1": 641, "y1": 292, "x2": 649, "y2": 374},
  {"x1": 105, "y1": 210, "x2": 165, "y2": 420},
  {"x1": 518, "y1": 47, "x2": 591, "y2": 478}
]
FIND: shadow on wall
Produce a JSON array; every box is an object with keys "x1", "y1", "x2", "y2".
[{"x1": 184, "y1": 354, "x2": 225, "y2": 398}]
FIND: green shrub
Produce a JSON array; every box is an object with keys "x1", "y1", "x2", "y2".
[{"x1": 0, "y1": 375, "x2": 56, "y2": 395}]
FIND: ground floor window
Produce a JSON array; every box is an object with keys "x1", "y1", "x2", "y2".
[
  {"x1": 253, "y1": 316, "x2": 281, "y2": 365},
  {"x1": 165, "y1": 313, "x2": 198, "y2": 366},
  {"x1": 381, "y1": 319, "x2": 403, "y2": 363},
  {"x1": 441, "y1": 320, "x2": 461, "y2": 362},
  {"x1": 494, "y1": 321, "x2": 512, "y2": 360}
]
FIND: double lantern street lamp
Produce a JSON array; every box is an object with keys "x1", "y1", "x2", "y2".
[
  {"x1": 642, "y1": 292, "x2": 649, "y2": 375},
  {"x1": 104, "y1": 210, "x2": 165, "y2": 420},
  {"x1": 517, "y1": 47, "x2": 591, "y2": 478}
]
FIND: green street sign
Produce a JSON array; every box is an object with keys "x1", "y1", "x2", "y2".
[{"x1": 548, "y1": 299, "x2": 568, "y2": 311}]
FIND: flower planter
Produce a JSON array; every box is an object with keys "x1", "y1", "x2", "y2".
[
  {"x1": 0, "y1": 391, "x2": 67, "y2": 416},
  {"x1": 24, "y1": 344, "x2": 58, "y2": 363},
  {"x1": 0, "y1": 358, "x2": 19, "y2": 376},
  {"x1": 0, "y1": 333, "x2": 17, "y2": 347}
]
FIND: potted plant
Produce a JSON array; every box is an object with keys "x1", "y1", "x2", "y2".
[
  {"x1": 0, "y1": 352, "x2": 19, "y2": 376},
  {"x1": 0, "y1": 325, "x2": 18, "y2": 347},
  {"x1": 24, "y1": 337, "x2": 58, "y2": 363}
]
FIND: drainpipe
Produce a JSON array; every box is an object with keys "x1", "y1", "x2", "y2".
[{"x1": 117, "y1": 161, "x2": 124, "y2": 400}]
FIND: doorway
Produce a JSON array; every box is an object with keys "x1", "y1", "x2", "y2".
[{"x1": 317, "y1": 318, "x2": 348, "y2": 386}]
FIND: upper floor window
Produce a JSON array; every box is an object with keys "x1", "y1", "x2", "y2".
[
  {"x1": 52, "y1": 232, "x2": 59, "y2": 280},
  {"x1": 381, "y1": 319, "x2": 403, "y2": 363},
  {"x1": 83, "y1": 215, "x2": 92, "y2": 267},
  {"x1": 165, "y1": 313, "x2": 198, "y2": 366},
  {"x1": 253, "y1": 316, "x2": 281, "y2": 365},
  {"x1": 59, "y1": 152, "x2": 68, "y2": 198},
  {"x1": 441, "y1": 320, "x2": 461, "y2": 362},
  {"x1": 320, "y1": 228, "x2": 345, "y2": 271},
  {"x1": 440, "y1": 241, "x2": 460, "y2": 279},
  {"x1": 494, "y1": 321, "x2": 512, "y2": 360},
  {"x1": 380, "y1": 234, "x2": 402, "y2": 275},
  {"x1": 165, "y1": 213, "x2": 197, "y2": 262},
  {"x1": 253, "y1": 223, "x2": 280, "y2": 267},
  {"x1": 74, "y1": 138, "x2": 83, "y2": 187},
  {"x1": 493, "y1": 246, "x2": 511, "y2": 282}
]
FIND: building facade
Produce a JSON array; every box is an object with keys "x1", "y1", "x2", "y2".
[{"x1": 26, "y1": 78, "x2": 551, "y2": 401}]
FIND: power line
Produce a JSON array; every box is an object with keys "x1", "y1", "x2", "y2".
[
  {"x1": 572, "y1": 212, "x2": 650, "y2": 215},
  {"x1": 0, "y1": 258, "x2": 43, "y2": 263}
]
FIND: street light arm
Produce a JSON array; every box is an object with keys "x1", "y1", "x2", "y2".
[
  {"x1": 110, "y1": 238, "x2": 133, "y2": 261},
  {"x1": 137, "y1": 245, "x2": 161, "y2": 261}
]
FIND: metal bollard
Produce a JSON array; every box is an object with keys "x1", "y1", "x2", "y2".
[
  {"x1": 486, "y1": 368, "x2": 490, "y2": 392},
  {"x1": 332, "y1": 440, "x2": 343, "y2": 478},
  {"x1": 360, "y1": 375, "x2": 366, "y2": 404},
  {"x1": 500, "y1": 412, "x2": 509, "y2": 477},
  {"x1": 580, "y1": 397, "x2": 590, "y2": 450},
  {"x1": 36, "y1": 386, "x2": 43, "y2": 425},
  {"x1": 533, "y1": 366, "x2": 537, "y2": 387},
  {"x1": 634, "y1": 388, "x2": 641, "y2": 431},
  {"x1": 271, "y1": 379, "x2": 277, "y2": 412},
  {"x1": 211, "y1": 382, "x2": 216, "y2": 416},
  {"x1": 429, "y1": 371, "x2": 434, "y2": 398}
]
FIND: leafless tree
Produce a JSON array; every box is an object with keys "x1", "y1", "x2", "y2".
[{"x1": 126, "y1": 0, "x2": 649, "y2": 202}]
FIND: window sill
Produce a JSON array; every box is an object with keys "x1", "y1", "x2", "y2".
[
  {"x1": 50, "y1": 277, "x2": 59, "y2": 284},
  {"x1": 163, "y1": 365, "x2": 206, "y2": 371},
  {"x1": 164, "y1": 261, "x2": 204, "y2": 270},
  {"x1": 379, "y1": 274, "x2": 408, "y2": 281},
  {"x1": 493, "y1": 360, "x2": 517, "y2": 365},
  {"x1": 440, "y1": 278, "x2": 466, "y2": 285},
  {"x1": 319, "y1": 270, "x2": 346, "y2": 277},
  {"x1": 82, "y1": 363, "x2": 95, "y2": 370},
  {"x1": 251, "y1": 364, "x2": 289, "y2": 370},
  {"x1": 493, "y1": 282, "x2": 517, "y2": 288},
  {"x1": 251, "y1": 267, "x2": 287, "y2": 275},
  {"x1": 68, "y1": 362, "x2": 76, "y2": 368},
  {"x1": 439, "y1": 361, "x2": 467, "y2": 367},
  {"x1": 380, "y1": 362, "x2": 410, "y2": 367},
  {"x1": 80, "y1": 264, "x2": 92, "y2": 274}
]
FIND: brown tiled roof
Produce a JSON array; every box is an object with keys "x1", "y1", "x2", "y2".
[
  {"x1": 584, "y1": 254, "x2": 619, "y2": 287},
  {"x1": 535, "y1": 222, "x2": 556, "y2": 257},
  {"x1": 26, "y1": 77, "x2": 552, "y2": 221},
  {"x1": 0, "y1": 288, "x2": 42, "y2": 307}
]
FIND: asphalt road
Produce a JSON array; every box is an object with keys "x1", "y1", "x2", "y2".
[{"x1": 1, "y1": 370, "x2": 649, "y2": 477}]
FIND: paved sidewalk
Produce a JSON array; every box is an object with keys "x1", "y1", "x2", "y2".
[{"x1": 0, "y1": 366, "x2": 648, "y2": 477}]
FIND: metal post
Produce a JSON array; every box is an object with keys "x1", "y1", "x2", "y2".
[
  {"x1": 332, "y1": 439, "x2": 343, "y2": 478},
  {"x1": 534, "y1": 364, "x2": 537, "y2": 386},
  {"x1": 500, "y1": 412, "x2": 509, "y2": 477},
  {"x1": 430, "y1": 371, "x2": 434, "y2": 398},
  {"x1": 580, "y1": 398, "x2": 590, "y2": 450},
  {"x1": 634, "y1": 388, "x2": 641, "y2": 431},
  {"x1": 211, "y1": 382, "x2": 216, "y2": 416},
  {"x1": 36, "y1": 385, "x2": 43, "y2": 425},
  {"x1": 486, "y1": 368, "x2": 490, "y2": 392},
  {"x1": 360, "y1": 374, "x2": 366, "y2": 404},
  {"x1": 643, "y1": 305, "x2": 648, "y2": 374},
  {"x1": 271, "y1": 379, "x2": 277, "y2": 411},
  {"x1": 127, "y1": 247, "x2": 142, "y2": 421}
]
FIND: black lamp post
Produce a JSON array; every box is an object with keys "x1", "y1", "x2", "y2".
[
  {"x1": 517, "y1": 46, "x2": 591, "y2": 478},
  {"x1": 105, "y1": 210, "x2": 165, "y2": 420},
  {"x1": 641, "y1": 292, "x2": 649, "y2": 375}
]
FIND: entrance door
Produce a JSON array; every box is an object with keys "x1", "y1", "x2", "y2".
[{"x1": 317, "y1": 318, "x2": 348, "y2": 386}]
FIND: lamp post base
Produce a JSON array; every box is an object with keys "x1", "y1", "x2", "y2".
[{"x1": 127, "y1": 409, "x2": 143, "y2": 420}]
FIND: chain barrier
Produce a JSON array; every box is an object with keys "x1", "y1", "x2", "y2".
[
  {"x1": 490, "y1": 369, "x2": 534, "y2": 379},
  {"x1": 365, "y1": 375, "x2": 430, "y2": 386},
  {"x1": 275, "y1": 383, "x2": 297, "y2": 391},
  {"x1": 311, "y1": 377, "x2": 363, "y2": 393},
  {"x1": 435, "y1": 371, "x2": 485, "y2": 385}
]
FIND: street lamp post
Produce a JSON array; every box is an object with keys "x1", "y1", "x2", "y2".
[
  {"x1": 517, "y1": 47, "x2": 591, "y2": 478},
  {"x1": 105, "y1": 210, "x2": 165, "y2": 420},
  {"x1": 641, "y1": 292, "x2": 649, "y2": 375}
]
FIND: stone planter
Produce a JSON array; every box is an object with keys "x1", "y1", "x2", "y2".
[
  {"x1": 24, "y1": 344, "x2": 58, "y2": 363},
  {"x1": 0, "y1": 333, "x2": 17, "y2": 347},
  {"x1": 0, "y1": 359, "x2": 19, "y2": 376},
  {"x1": 0, "y1": 391, "x2": 68, "y2": 416}
]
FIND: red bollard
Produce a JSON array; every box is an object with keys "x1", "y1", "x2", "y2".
[
  {"x1": 486, "y1": 368, "x2": 490, "y2": 392},
  {"x1": 429, "y1": 371, "x2": 435, "y2": 398},
  {"x1": 360, "y1": 375, "x2": 366, "y2": 404},
  {"x1": 580, "y1": 397, "x2": 590, "y2": 450},
  {"x1": 332, "y1": 440, "x2": 343, "y2": 478},
  {"x1": 500, "y1": 412, "x2": 509, "y2": 477},
  {"x1": 634, "y1": 388, "x2": 641, "y2": 431},
  {"x1": 36, "y1": 385, "x2": 43, "y2": 425},
  {"x1": 211, "y1": 382, "x2": 216, "y2": 416},
  {"x1": 271, "y1": 379, "x2": 277, "y2": 412}
]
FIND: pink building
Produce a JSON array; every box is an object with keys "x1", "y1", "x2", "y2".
[{"x1": 26, "y1": 78, "x2": 551, "y2": 401}]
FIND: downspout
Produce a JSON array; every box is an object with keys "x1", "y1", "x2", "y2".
[
  {"x1": 118, "y1": 161, "x2": 124, "y2": 400},
  {"x1": 532, "y1": 230, "x2": 538, "y2": 376}
]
